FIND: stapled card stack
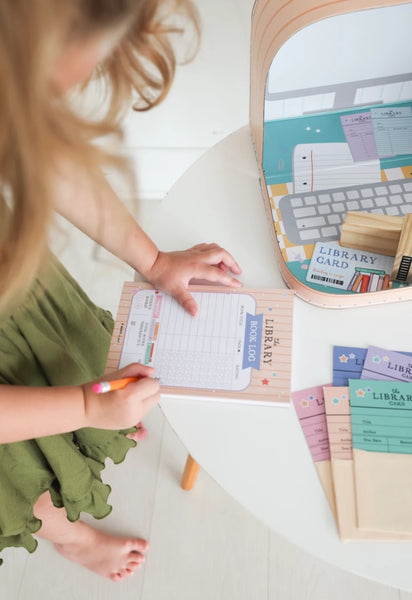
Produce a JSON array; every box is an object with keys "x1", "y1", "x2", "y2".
[{"x1": 293, "y1": 344, "x2": 412, "y2": 541}]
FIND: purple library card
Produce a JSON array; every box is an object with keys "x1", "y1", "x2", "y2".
[
  {"x1": 340, "y1": 112, "x2": 379, "y2": 162},
  {"x1": 361, "y1": 345, "x2": 412, "y2": 382}
]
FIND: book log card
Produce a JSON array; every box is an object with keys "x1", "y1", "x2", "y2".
[{"x1": 106, "y1": 283, "x2": 294, "y2": 404}]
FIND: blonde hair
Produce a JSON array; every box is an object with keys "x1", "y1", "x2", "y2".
[{"x1": 0, "y1": 0, "x2": 199, "y2": 313}]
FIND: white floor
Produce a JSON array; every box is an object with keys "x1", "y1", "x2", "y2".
[{"x1": 2, "y1": 1, "x2": 412, "y2": 598}]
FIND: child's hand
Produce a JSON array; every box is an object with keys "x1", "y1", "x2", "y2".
[
  {"x1": 145, "y1": 243, "x2": 242, "y2": 315},
  {"x1": 82, "y1": 364, "x2": 160, "y2": 431}
]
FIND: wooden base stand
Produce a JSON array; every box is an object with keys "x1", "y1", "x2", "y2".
[{"x1": 180, "y1": 454, "x2": 200, "y2": 491}]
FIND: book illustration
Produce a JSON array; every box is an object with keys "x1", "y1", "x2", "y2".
[
  {"x1": 292, "y1": 143, "x2": 381, "y2": 193},
  {"x1": 106, "y1": 283, "x2": 294, "y2": 404},
  {"x1": 306, "y1": 241, "x2": 395, "y2": 292},
  {"x1": 361, "y1": 345, "x2": 412, "y2": 383}
]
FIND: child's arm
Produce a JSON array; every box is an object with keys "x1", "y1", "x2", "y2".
[
  {"x1": 0, "y1": 364, "x2": 159, "y2": 444},
  {"x1": 54, "y1": 167, "x2": 242, "y2": 315}
]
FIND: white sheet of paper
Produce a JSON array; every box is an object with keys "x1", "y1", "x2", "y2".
[{"x1": 293, "y1": 143, "x2": 381, "y2": 192}]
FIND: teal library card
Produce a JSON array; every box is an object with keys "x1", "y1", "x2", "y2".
[{"x1": 349, "y1": 379, "x2": 412, "y2": 454}]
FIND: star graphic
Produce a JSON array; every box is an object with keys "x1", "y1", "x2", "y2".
[
  {"x1": 332, "y1": 397, "x2": 340, "y2": 404},
  {"x1": 356, "y1": 388, "x2": 366, "y2": 397},
  {"x1": 261, "y1": 379, "x2": 269, "y2": 386},
  {"x1": 349, "y1": 353, "x2": 356, "y2": 359},
  {"x1": 339, "y1": 354, "x2": 349, "y2": 363},
  {"x1": 383, "y1": 356, "x2": 389, "y2": 362},
  {"x1": 300, "y1": 400, "x2": 309, "y2": 408},
  {"x1": 372, "y1": 355, "x2": 381, "y2": 364}
]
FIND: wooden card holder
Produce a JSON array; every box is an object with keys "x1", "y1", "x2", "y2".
[{"x1": 340, "y1": 212, "x2": 403, "y2": 256}]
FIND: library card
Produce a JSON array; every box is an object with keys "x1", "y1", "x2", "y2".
[
  {"x1": 292, "y1": 385, "x2": 331, "y2": 461},
  {"x1": 361, "y1": 345, "x2": 412, "y2": 383},
  {"x1": 340, "y1": 112, "x2": 378, "y2": 162},
  {"x1": 349, "y1": 379, "x2": 412, "y2": 454},
  {"x1": 333, "y1": 346, "x2": 366, "y2": 386},
  {"x1": 371, "y1": 106, "x2": 412, "y2": 157},
  {"x1": 323, "y1": 387, "x2": 353, "y2": 460}
]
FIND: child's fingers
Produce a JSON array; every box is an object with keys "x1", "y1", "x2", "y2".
[
  {"x1": 203, "y1": 246, "x2": 242, "y2": 275},
  {"x1": 173, "y1": 287, "x2": 198, "y2": 316},
  {"x1": 119, "y1": 363, "x2": 155, "y2": 379},
  {"x1": 193, "y1": 264, "x2": 242, "y2": 288},
  {"x1": 191, "y1": 243, "x2": 242, "y2": 275},
  {"x1": 122, "y1": 375, "x2": 160, "y2": 404},
  {"x1": 218, "y1": 253, "x2": 242, "y2": 275}
]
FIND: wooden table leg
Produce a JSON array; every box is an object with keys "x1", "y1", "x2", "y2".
[{"x1": 181, "y1": 454, "x2": 200, "y2": 491}]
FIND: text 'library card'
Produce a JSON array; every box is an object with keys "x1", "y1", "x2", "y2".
[
  {"x1": 292, "y1": 385, "x2": 331, "y2": 461},
  {"x1": 349, "y1": 379, "x2": 412, "y2": 454},
  {"x1": 306, "y1": 242, "x2": 394, "y2": 292},
  {"x1": 361, "y1": 345, "x2": 412, "y2": 383}
]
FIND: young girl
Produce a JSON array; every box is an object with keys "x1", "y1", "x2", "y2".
[{"x1": 0, "y1": 0, "x2": 241, "y2": 582}]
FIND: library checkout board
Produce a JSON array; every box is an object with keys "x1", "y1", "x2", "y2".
[{"x1": 138, "y1": 127, "x2": 412, "y2": 591}]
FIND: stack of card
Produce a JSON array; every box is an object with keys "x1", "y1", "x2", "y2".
[{"x1": 293, "y1": 345, "x2": 412, "y2": 541}]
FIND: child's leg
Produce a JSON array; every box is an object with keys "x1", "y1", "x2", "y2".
[{"x1": 33, "y1": 491, "x2": 148, "y2": 582}]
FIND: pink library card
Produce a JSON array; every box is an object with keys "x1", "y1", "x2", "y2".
[
  {"x1": 323, "y1": 387, "x2": 353, "y2": 460},
  {"x1": 292, "y1": 384, "x2": 331, "y2": 462}
]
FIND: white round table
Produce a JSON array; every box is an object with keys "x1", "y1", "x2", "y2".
[{"x1": 141, "y1": 125, "x2": 412, "y2": 591}]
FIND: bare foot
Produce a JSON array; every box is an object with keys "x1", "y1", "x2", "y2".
[
  {"x1": 127, "y1": 422, "x2": 148, "y2": 443},
  {"x1": 34, "y1": 491, "x2": 149, "y2": 582},
  {"x1": 54, "y1": 521, "x2": 149, "y2": 582}
]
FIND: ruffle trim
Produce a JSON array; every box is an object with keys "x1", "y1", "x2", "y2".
[{"x1": 0, "y1": 429, "x2": 136, "y2": 564}]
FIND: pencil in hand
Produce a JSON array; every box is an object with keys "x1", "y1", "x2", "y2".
[{"x1": 92, "y1": 377, "x2": 141, "y2": 394}]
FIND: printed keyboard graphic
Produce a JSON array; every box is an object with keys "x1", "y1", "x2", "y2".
[{"x1": 278, "y1": 178, "x2": 412, "y2": 246}]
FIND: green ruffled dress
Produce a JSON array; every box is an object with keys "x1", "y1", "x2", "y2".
[{"x1": 0, "y1": 256, "x2": 136, "y2": 564}]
